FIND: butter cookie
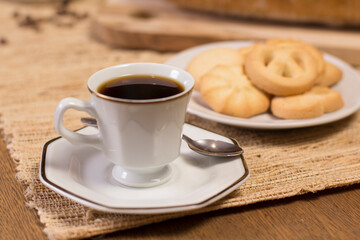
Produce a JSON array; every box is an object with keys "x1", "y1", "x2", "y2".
[
  {"x1": 267, "y1": 39, "x2": 325, "y2": 78},
  {"x1": 200, "y1": 65, "x2": 270, "y2": 118},
  {"x1": 315, "y1": 61, "x2": 342, "y2": 87},
  {"x1": 186, "y1": 47, "x2": 245, "y2": 90},
  {"x1": 245, "y1": 43, "x2": 318, "y2": 96},
  {"x1": 271, "y1": 86, "x2": 344, "y2": 119}
]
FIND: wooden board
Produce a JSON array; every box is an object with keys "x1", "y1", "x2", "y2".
[{"x1": 91, "y1": 0, "x2": 360, "y2": 64}]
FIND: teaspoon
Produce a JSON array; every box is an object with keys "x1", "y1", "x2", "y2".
[{"x1": 80, "y1": 117, "x2": 243, "y2": 157}]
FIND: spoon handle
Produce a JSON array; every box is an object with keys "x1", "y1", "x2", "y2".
[
  {"x1": 81, "y1": 117, "x2": 98, "y2": 127},
  {"x1": 182, "y1": 134, "x2": 192, "y2": 143}
]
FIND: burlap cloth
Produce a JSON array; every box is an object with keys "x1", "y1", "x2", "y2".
[{"x1": 1, "y1": 1, "x2": 360, "y2": 239}]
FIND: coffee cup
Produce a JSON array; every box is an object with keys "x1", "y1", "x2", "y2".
[{"x1": 54, "y1": 63, "x2": 194, "y2": 187}]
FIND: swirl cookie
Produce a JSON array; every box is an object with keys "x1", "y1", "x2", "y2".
[
  {"x1": 315, "y1": 61, "x2": 342, "y2": 87},
  {"x1": 245, "y1": 43, "x2": 318, "y2": 96},
  {"x1": 271, "y1": 86, "x2": 344, "y2": 119},
  {"x1": 186, "y1": 47, "x2": 245, "y2": 90},
  {"x1": 200, "y1": 65, "x2": 270, "y2": 118}
]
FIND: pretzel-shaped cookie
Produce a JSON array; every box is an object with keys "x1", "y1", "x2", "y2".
[
  {"x1": 245, "y1": 43, "x2": 318, "y2": 96},
  {"x1": 266, "y1": 39, "x2": 325, "y2": 78},
  {"x1": 200, "y1": 65, "x2": 270, "y2": 118}
]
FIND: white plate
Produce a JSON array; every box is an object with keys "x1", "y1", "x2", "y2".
[
  {"x1": 166, "y1": 41, "x2": 360, "y2": 129},
  {"x1": 40, "y1": 124, "x2": 249, "y2": 214}
]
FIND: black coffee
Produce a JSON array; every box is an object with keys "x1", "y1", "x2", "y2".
[{"x1": 98, "y1": 75, "x2": 184, "y2": 100}]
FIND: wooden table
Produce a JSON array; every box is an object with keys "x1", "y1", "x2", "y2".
[{"x1": 1, "y1": 135, "x2": 360, "y2": 239}]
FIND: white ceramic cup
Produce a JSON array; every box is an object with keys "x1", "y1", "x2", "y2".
[{"x1": 54, "y1": 63, "x2": 194, "y2": 187}]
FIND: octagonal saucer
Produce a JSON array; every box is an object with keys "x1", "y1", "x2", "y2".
[{"x1": 40, "y1": 123, "x2": 249, "y2": 214}]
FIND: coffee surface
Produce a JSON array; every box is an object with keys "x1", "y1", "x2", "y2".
[{"x1": 98, "y1": 75, "x2": 184, "y2": 100}]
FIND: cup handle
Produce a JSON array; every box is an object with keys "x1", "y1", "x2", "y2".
[{"x1": 54, "y1": 97, "x2": 102, "y2": 149}]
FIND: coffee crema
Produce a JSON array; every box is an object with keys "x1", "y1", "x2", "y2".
[{"x1": 98, "y1": 75, "x2": 185, "y2": 100}]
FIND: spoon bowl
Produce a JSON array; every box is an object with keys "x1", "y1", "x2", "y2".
[{"x1": 80, "y1": 117, "x2": 243, "y2": 157}]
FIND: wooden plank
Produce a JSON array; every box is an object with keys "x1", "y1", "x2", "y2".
[
  {"x1": 91, "y1": 0, "x2": 360, "y2": 64},
  {"x1": 0, "y1": 137, "x2": 47, "y2": 240}
]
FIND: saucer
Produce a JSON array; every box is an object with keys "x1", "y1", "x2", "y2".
[{"x1": 40, "y1": 123, "x2": 249, "y2": 214}]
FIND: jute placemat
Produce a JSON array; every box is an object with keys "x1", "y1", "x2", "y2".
[{"x1": 1, "y1": 1, "x2": 360, "y2": 239}]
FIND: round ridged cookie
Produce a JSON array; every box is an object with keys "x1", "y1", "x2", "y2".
[
  {"x1": 271, "y1": 86, "x2": 344, "y2": 119},
  {"x1": 315, "y1": 61, "x2": 342, "y2": 87},
  {"x1": 200, "y1": 65, "x2": 270, "y2": 118},
  {"x1": 186, "y1": 47, "x2": 245, "y2": 90},
  {"x1": 245, "y1": 43, "x2": 318, "y2": 96}
]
